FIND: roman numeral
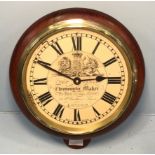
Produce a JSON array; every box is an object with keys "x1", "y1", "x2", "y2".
[
  {"x1": 92, "y1": 106, "x2": 100, "y2": 116},
  {"x1": 38, "y1": 91, "x2": 53, "y2": 106},
  {"x1": 74, "y1": 109, "x2": 81, "y2": 121},
  {"x1": 72, "y1": 36, "x2": 82, "y2": 51},
  {"x1": 51, "y1": 42, "x2": 63, "y2": 55},
  {"x1": 103, "y1": 57, "x2": 117, "y2": 67},
  {"x1": 101, "y1": 92, "x2": 116, "y2": 104},
  {"x1": 92, "y1": 42, "x2": 100, "y2": 54},
  {"x1": 33, "y1": 78, "x2": 47, "y2": 85},
  {"x1": 53, "y1": 104, "x2": 64, "y2": 118},
  {"x1": 37, "y1": 60, "x2": 51, "y2": 68},
  {"x1": 108, "y1": 77, "x2": 121, "y2": 84}
]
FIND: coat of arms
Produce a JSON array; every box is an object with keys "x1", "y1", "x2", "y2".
[{"x1": 58, "y1": 53, "x2": 100, "y2": 77}]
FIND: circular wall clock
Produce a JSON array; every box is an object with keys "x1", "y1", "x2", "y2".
[{"x1": 10, "y1": 8, "x2": 145, "y2": 149}]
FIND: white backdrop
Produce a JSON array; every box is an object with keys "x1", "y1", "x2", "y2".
[{"x1": 0, "y1": 1, "x2": 154, "y2": 153}]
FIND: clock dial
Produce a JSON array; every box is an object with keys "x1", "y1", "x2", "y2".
[{"x1": 22, "y1": 28, "x2": 132, "y2": 134}]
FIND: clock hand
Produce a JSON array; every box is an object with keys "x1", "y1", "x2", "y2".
[
  {"x1": 96, "y1": 76, "x2": 107, "y2": 82},
  {"x1": 72, "y1": 76, "x2": 106, "y2": 85},
  {"x1": 37, "y1": 61, "x2": 107, "y2": 84},
  {"x1": 37, "y1": 60, "x2": 73, "y2": 81},
  {"x1": 80, "y1": 76, "x2": 107, "y2": 82}
]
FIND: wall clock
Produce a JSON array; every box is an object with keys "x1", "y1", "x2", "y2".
[{"x1": 10, "y1": 8, "x2": 145, "y2": 149}]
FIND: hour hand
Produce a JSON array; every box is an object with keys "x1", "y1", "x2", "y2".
[
  {"x1": 37, "y1": 60, "x2": 73, "y2": 81},
  {"x1": 81, "y1": 76, "x2": 122, "y2": 84},
  {"x1": 96, "y1": 76, "x2": 107, "y2": 82},
  {"x1": 80, "y1": 76, "x2": 107, "y2": 82}
]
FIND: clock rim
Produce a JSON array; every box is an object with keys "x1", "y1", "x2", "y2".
[{"x1": 9, "y1": 8, "x2": 145, "y2": 139}]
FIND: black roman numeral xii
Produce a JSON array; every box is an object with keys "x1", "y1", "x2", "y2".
[{"x1": 72, "y1": 36, "x2": 82, "y2": 51}]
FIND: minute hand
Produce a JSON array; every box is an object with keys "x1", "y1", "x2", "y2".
[{"x1": 37, "y1": 60, "x2": 73, "y2": 81}]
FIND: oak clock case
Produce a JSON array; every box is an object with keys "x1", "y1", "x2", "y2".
[{"x1": 10, "y1": 8, "x2": 145, "y2": 148}]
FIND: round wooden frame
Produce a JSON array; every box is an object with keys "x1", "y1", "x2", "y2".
[{"x1": 9, "y1": 8, "x2": 145, "y2": 140}]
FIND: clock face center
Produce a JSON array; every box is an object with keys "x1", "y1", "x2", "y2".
[
  {"x1": 47, "y1": 52, "x2": 107, "y2": 109},
  {"x1": 73, "y1": 77, "x2": 81, "y2": 85}
]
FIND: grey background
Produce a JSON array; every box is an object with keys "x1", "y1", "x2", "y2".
[{"x1": 0, "y1": 1, "x2": 154, "y2": 153}]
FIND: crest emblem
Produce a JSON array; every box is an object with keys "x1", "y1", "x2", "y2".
[{"x1": 58, "y1": 53, "x2": 100, "y2": 77}]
